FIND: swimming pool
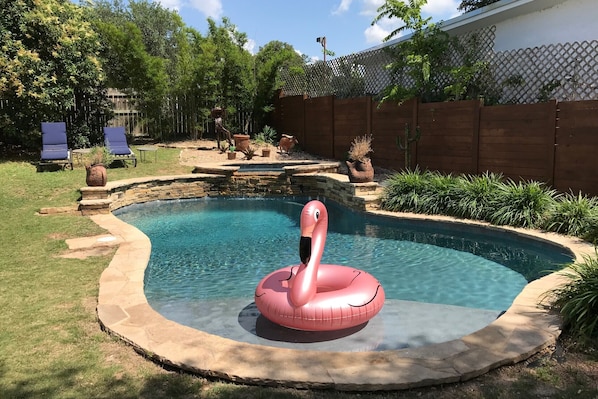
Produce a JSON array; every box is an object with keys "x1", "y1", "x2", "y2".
[{"x1": 114, "y1": 197, "x2": 573, "y2": 351}]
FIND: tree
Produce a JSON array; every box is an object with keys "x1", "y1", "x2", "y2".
[
  {"x1": 373, "y1": 0, "x2": 450, "y2": 103},
  {"x1": 87, "y1": 0, "x2": 186, "y2": 138},
  {"x1": 205, "y1": 17, "x2": 255, "y2": 133},
  {"x1": 458, "y1": 0, "x2": 500, "y2": 13},
  {"x1": 0, "y1": 0, "x2": 111, "y2": 149},
  {"x1": 253, "y1": 41, "x2": 305, "y2": 129}
]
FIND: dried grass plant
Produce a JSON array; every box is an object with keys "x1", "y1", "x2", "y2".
[{"x1": 348, "y1": 134, "x2": 373, "y2": 162}]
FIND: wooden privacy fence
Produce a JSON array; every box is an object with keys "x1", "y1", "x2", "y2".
[{"x1": 272, "y1": 95, "x2": 598, "y2": 196}]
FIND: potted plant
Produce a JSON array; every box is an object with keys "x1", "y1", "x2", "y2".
[
  {"x1": 254, "y1": 125, "x2": 277, "y2": 157},
  {"x1": 227, "y1": 145, "x2": 237, "y2": 160},
  {"x1": 85, "y1": 146, "x2": 113, "y2": 187},
  {"x1": 346, "y1": 134, "x2": 374, "y2": 183}
]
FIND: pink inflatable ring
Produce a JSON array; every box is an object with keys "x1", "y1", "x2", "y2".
[{"x1": 255, "y1": 200, "x2": 385, "y2": 331}]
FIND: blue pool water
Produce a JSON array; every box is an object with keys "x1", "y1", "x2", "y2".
[{"x1": 114, "y1": 197, "x2": 573, "y2": 351}]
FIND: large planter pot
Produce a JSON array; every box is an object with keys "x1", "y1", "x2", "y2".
[
  {"x1": 86, "y1": 164, "x2": 107, "y2": 187},
  {"x1": 233, "y1": 134, "x2": 250, "y2": 152},
  {"x1": 346, "y1": 159, "x2": 374, "y2": 183}
]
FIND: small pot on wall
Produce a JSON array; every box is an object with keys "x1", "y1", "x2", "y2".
[
  {"x1": 86, "y1": 164, "x2": 107, "y2": 187},
  {"x1": 346, "y1": 158, "x2": 374, "y2": 183},
  {"x1": 233, "y1": 134, "x2": 250, "y2": 152},
  {"x1": 261, "y1": 148, "x2": 271, "y2": 157}
]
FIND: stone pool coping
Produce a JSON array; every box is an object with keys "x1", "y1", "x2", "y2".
[{"x1": 92, "y1": 182, "x2": 595, "y2": 391}]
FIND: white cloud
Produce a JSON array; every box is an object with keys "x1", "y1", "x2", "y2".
[
  {"x1": 423, "y1": 0, "x2": 461, "y2": 20},
  {"x1": 244, "y1": 38, "x2": 256, "y2": 55},
  {"x1": 359, "y1": 0, "x2": 384, "y2": 17},
  {"x1": 364, "y1": 22, "x2": 388, "y2": 44},
  {"x1": 188, "y1": 0, "x2": 223, "y2": 19},
  {"x1": 332, "y1": 0, "x2": 353, "y2": 15},
  {"x1": 156, "y1": 0, "x2": 183, "y2": 11}
]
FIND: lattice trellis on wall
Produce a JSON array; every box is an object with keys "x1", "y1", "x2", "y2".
[{"x1": 280, "y1": 25, "x2": 598, "y2": 104}]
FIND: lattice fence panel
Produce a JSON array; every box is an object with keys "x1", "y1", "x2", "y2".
[{"x1": 281, "y1": 26, "x2": 598, "y2": 104}]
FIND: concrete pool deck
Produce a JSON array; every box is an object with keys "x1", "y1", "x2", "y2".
[{"x1": 88, "y1": 203, "x2": 595, "y2": 391}]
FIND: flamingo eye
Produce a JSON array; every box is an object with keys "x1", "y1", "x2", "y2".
[{"x1": 314, "y1": 209, "x2": 320, "y2": 221}]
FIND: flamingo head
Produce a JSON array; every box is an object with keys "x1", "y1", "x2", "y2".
[{"x1": 299, "y1": 200, "x2": 328, "y2": 264}]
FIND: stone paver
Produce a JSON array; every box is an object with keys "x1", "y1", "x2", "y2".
[{"x1": 84, "y1": 175, "x2": 595, "y2": 391}]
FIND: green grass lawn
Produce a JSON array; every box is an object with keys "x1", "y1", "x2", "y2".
[{"x1": 0, "y1": 147, "x2": 597, "y2": 399}]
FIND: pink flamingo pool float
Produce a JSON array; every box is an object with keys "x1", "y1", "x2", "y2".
[{"x1": 255, "y1": 200, "x2": 385, "y2": 331}]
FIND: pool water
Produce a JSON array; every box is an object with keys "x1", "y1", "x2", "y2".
[{"x1": 114, "y1": 197, "x2": 573, "y2": 351}]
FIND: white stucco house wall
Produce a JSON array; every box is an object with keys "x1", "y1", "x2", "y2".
[{"x1": 366, "y1": 0, "x2": 596, "y2": 54}]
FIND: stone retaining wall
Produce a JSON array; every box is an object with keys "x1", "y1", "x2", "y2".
[{"x1": 79, "y1": 171, "x2": 383, "y2": 215}]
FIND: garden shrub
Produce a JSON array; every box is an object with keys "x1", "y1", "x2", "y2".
[
  {"x1": 544, "y1": 251, "x2": 598, "y2": 345},
  {"x1": 452, "y1": 172, "x2": 503, "y2": 221},
  {"x1": 543, "y1": 191, "x2": 598, "y2": 238},
  {"x1": 488, "y1": 179, "x2": 558, "y2": 228}
]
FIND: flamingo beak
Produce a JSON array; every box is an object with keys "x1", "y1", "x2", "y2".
[{"x1": 299, "y1": 236, "x2": 311, "y2": 264}]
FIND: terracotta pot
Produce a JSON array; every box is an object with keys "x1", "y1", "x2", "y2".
[
  {"x1": 261, "y1": 148, "x2": 271, "y2": 157},
  {"x1": 227, "y1": 152, "x2": 237, "y2": 160},
  {"x1": 233, "y1": 134, "x2": 250, "y2": 152},
  {"x1": 86, "y1": 164, "x2": 107, "y2": 187},
  {"x1": 346, "y1": 159, "x2": 374, "y2": 183}
]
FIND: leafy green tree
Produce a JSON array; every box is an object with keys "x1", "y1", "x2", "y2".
[
  {"x1": 253, "y1": 41, "x2": 305, "y2": 129},
  {"x1": 373, "y1": 0, "x2": 450, "y2": 103},
  {"x1": 205, "y1": 17, "x2": 255, "y2": 132},
  {"x1": 458, "y1": 0, "x2": 500, "y2": 13},
  {"x1": 0, "y1": 0, "x2": 111, "y2": 149},
  {"x1": 87, "y1": 0, "x2": 185, "y2": 138}
]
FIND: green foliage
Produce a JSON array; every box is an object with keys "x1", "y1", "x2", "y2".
[
  {"x1": 545, "y1": 251, "x2": 598, "y2": 345},
  {"x1": 0, "y1": 0, "x2": 111, "y2": 149},
  {"x1": 380, "y1": 168, "x2": 434, "y2": 213},
  {"x1": 537, "y1": 79, "x2": 562, "y2": 102},
  {"x1": 382, "y1": 168, "x2": 598, "y2": 246},
  {"x1": 254, "y1": 41, "x2": 306, "y2": 128},
  {"x1": 254, "y1": 125, "x2": 277, "y2": 145},
  {"x1": 242, "y1": 146, "x2": 256, "y2": 160},
  {"x1": 374, "y1": 0, "x2": 450, "y2": 104},
  {"x1": 488, "y1": 180, "x2": 558, "y2": 228},
  {"x1": 87, "y1": 146, "x2": 114, "y2": 166},
  {"x1": 452, "y1": 172, "x2": 503, "y2": 220},
  {"x1": 543, "y1": 192, "x2": 598, "y2": 238}
]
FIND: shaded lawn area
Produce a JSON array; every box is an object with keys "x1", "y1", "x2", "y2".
[{"x1": 0, "y1": 146, "x2": 597, "y2": 398}]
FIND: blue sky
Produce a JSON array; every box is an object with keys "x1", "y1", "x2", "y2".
[{"x1": 157, "y1": 0, "x2": 463, "y2": 61}]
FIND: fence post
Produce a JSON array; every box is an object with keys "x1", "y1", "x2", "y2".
[{"x1": 472, "y1": 99, "x2": 482, "y2": 174}]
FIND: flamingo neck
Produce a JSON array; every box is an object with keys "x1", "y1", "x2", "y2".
[{"x1": 289, "y1": 207, "x2": 328, "y2": 307}]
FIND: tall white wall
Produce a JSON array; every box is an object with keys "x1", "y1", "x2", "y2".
[{"x1": 495, "y1": 0, "x2": 597, "y2": 51}]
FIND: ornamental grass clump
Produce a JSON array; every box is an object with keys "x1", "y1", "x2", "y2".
[
  {"x1": 419, "y1": 171, "x2": 460, "y2": 216},
  {"x1": 543, "y1": 251, "x2": 598, "y2": 346},
  {"x1": 543, "y1": 191, "x2": 598, "y2": 238},
  {"x1": 487, "y1": 179, "x2": 558, "y2": 228},
  {"x1": 453, "y1": 172, "x2": 504, "y2": 221},
  {"x1": 381, "y1": 168, "x2": 433, "y2": 213},
  {"x1": 347, "y1": 134, "x2": 373, "y2": 162}
]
